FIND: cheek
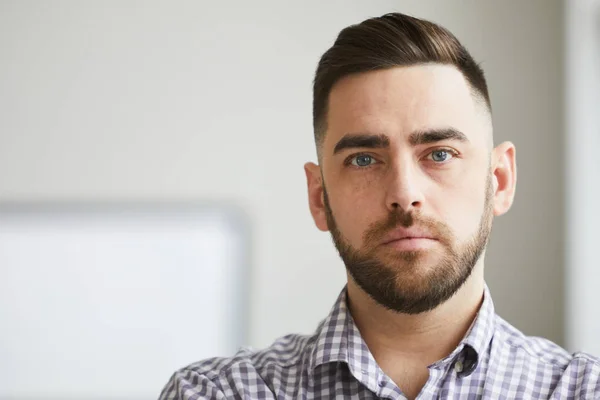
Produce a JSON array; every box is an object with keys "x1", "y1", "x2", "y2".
[
  {"x1": 432, "y1": 177, "x2": 487, "y2": 240},
  {"x1": 331, "y1": 180, "x2": 385, "y2": 244}
]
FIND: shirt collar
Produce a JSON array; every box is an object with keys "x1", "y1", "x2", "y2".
[
  {"x1": 308, "y1": 288, "x2": 350, "y2": 369},
  {"x1": 308, "y1": 287, "x2": 386, "y2": 393},
  {"x1": 458, "y1": 284, "x2": 496, "y2": 362},
  {"x1": 309, "y1": 283, "x2": 497, "y2": 377}
]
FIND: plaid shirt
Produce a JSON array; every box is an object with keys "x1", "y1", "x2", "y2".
[{"x1": 159, "y1": 286, "x2": 600, "y2": 399}]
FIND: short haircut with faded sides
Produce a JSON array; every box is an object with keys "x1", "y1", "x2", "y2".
[{"x1": 312, "y1": 12, "x2": 491, "y2": 153}]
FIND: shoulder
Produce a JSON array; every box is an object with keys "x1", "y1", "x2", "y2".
[
  {"x1": 185, "y1": 332, "x2": 316, "y2": 378},
  {"x1": 494, "y1": 316, "x2": 574, "y2": 366},
  {"x1": 493, "y1": 315, "x2": 600, "y2": 396},
  {"x1": 159, "y1": 333, "x2": 316, "y2": 399}
]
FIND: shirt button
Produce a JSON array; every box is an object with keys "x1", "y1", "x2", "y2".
[
  {"x1": 454, "y1": 360, "x2": 464, "y2": 373},
  {"x1": 378, "y1": 380, "x2": 385, "y2": 387}
]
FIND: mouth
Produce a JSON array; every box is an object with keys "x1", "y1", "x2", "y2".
[{"x1": 381, "y1": 237, "x2": 438, "y2": 251}]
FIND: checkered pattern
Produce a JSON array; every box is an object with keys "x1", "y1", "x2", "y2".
[{"x1": 159, "y1": 285, "x2": 600, "y2": 399}]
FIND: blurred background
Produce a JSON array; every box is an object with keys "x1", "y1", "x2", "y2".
[{"x1": 0, "y1": 0, "x2": 598, "y2": 398}]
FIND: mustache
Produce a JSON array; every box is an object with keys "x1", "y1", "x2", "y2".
[{"x1": 363, "y1": 208, "x2": 453, "y2": 247}]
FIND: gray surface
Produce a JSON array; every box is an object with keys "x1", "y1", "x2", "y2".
[{"x1": 0, "y1": 0, "x2": 566, "y2": 349}]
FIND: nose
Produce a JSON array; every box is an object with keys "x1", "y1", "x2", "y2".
[{"x1": 384, "y1": 162, "x2": 425, "y2": 213}]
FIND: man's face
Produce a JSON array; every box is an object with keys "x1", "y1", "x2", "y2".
[{"x1": 311, "y1": 65, "x2": 497, "y2": 314}]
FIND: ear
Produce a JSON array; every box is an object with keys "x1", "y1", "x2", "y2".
[
  {"x1": 491, "y1": 141, "x2": 517, "y2": 217},
  {"x1": 304, "y1": 162, "x2": 329, "y2": 232}
]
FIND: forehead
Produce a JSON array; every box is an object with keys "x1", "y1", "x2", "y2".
[{"x1": 325, "y1": 64, "x2": 487, "y2": 148}]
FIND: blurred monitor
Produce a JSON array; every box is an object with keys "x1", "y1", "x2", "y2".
[{"x1": 0, "y1": 204, "x2": 249, "y2": 399}]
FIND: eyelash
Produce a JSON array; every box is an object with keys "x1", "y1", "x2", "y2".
[
  {"x1": 343, "y1": 153, "x2": 378, "y2": 167},
  {"x1": 427, "y1": 148, "x2": 459, "y2": 162}
]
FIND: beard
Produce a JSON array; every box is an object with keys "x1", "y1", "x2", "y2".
[{"x1": 324, "y1": 174, "x2": 494, "y2": 314}]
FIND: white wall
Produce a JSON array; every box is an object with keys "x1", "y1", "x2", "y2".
[
  {"x1": 565, "y1": 0, "x2": 600, "y2": 355},
  {"x1": 0, "y1": 0, "x2": 566, "y2": 350}
]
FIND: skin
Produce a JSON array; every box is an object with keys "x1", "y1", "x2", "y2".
[{"x1": 304, "y1": 65, "x2": 517, "y2": 399}]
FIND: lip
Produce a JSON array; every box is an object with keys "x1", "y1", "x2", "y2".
[
  {"x1": 381, "y1": 227, "x2": 437, "y2": 245},
  {"x1": 382, "y1": 237, "x2": 438, "y2": 251}
]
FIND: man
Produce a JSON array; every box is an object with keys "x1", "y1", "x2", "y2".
[{"x1": 159, "y1": 12, "x2": 600, "y2": 399}]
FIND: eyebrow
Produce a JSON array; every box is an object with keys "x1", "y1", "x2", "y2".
[
  {"x1": 333, "y1": 134, "x2": 390, "y2": 154},
  {"x1": 332, "y1": 128, "x2": 469, "y2": 155},
  {"x1": 408, "y1": 128, "x2": 469, "y2": 146}
]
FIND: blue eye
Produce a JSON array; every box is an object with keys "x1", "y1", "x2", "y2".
[
  {"x1": 351, "y1": 154, "x2": 376, "y2": 167},
  {"x1": 430, "y1": 150, "x2": 454, "y2": 163}
]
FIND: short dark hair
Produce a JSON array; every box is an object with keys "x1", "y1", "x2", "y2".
[{"x1": 312, "y1": 12, "x2": 491, "y2": 150}]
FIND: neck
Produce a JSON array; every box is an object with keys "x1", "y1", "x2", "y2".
[{"x1": 346, "y1": 264, "x2": 485, "y2": 367}]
